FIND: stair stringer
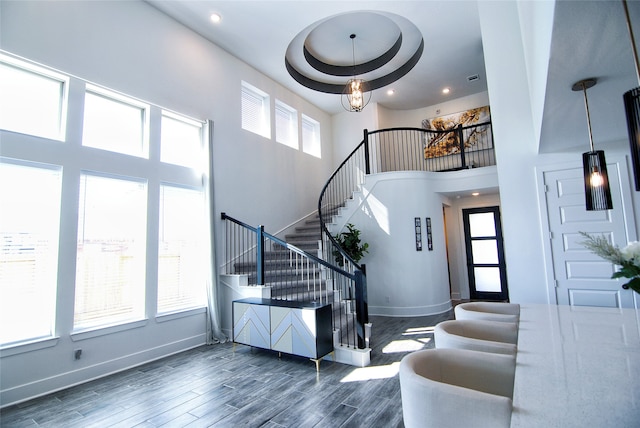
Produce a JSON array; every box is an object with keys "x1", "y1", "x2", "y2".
[
  {"x1": 326, "y1": 188, "x2": 366, "y2": 236},
  {"x1": 321, "y1": 186, "x2": 372, "y2": 366}
]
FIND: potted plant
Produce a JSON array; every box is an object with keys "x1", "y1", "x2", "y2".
[
  {"x1": 580, "y1": 231, "x2": 640, "y2": 294},
  {"x1": 333, "y1": 223, "x2": 369, "y2": 266}
]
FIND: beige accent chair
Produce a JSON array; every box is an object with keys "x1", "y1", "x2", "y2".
[
  {"x1": 399, "y1": 348, "x2": 514, "y2": 428},
  {"x1": 434, "y1": 319, "x2": 518, "y2": 355},
  {"x1": 454, "y1": 302, "x2": 520, "y2": 324}
]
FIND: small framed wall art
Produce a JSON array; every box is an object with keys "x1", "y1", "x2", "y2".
[{"x1": 414, "y1": 217, "x2": 422, "y2": 251}]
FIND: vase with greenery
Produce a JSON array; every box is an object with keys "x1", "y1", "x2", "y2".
[
  {"x1": 333, "y1": 223, "x2": 369, "y2": 267},
  {"x1": 580, "y1": 231, "x2": 640, "y2": 294}
]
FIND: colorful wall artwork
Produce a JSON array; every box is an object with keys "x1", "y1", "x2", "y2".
[{"x1": 422, "y1": 106, "x2": 491, "y2": 159}]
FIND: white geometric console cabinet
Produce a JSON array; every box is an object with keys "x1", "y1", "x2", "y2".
[{"x1": 233, "y1": 298, "x2": 333, "y2": 370}]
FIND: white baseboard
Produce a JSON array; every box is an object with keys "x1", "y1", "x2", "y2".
[
  {"x1": 1, "y1": 334, "x2": 205, "y2": 408},
  {"x1": 368, "y1": 300, "x2": 452, "y2": 317}
]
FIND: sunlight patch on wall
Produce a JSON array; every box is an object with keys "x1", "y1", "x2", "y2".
[{"x1": 362, "y1": 188, "x2": 390, "y2": 235}]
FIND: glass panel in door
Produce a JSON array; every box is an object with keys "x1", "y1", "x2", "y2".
[{"x1": 463, "y1": 206, "x2": 509, "y2": 300}]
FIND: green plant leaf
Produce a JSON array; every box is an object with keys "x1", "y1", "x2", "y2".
[
  {"x1": 333, "y1": 223, "x2": 369, "y2": 265},
  {"x1": 624, "y1": 277, "x2": 640, "y2": 294}
]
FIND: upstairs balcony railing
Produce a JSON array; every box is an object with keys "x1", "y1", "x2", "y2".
[
  {"x1": 366, "y1": 122, "x2": 494, "y2": 173},
  {"x1": 317, "y1": 122, "x2": 494, "y2": 234}
]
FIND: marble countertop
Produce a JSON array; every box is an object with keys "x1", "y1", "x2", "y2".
[{"x1": 511, "y1": 304, "x2": 640, "y2": 427}]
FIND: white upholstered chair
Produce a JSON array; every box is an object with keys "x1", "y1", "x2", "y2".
[
  {"x1": 434, "y1": 319, "x2": 518, "y2": 355},
  {"x1": 454, "y1": 302, "x2": 520, "y2": 324},
  {"x1": 399, "y1": 348, "x2": 514, "y2": 428}
]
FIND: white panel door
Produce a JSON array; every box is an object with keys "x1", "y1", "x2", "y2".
[{"x1": 543, "y1": 162, "x2": 636, "y2": 308}]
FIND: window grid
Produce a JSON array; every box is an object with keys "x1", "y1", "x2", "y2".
[{"x1": 0, "y1": 55, "x2": 209, "y2": 347}]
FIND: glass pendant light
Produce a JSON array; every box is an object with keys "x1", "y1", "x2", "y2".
[
  {"x1": 573, "y1": 78, "x2": 613, "y2": 211},
  {"x1": 341, "y1": 34, "x2": 371, "y2": 112}
]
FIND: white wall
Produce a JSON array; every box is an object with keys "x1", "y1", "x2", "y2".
[
  {"x1": 331, "y1": 103, "x2": 379, "y2": 167},
  {"x1": 0, "y1": 0, "x2": 334, "y2": 406},
  {"x1": 378, "y1": 92, "x2": 491, "y2": 129},
  {"x1": 478, "y1": 1, "x2": 550, "y2": 304},
  {"x1": 330, "y1": 167, "x2": 499, "y2": 316},
  {"x1": 517, "y1": 0, "x2": 555, "y2": 147},
  {"x1": 348, "y1": 172, "x2": 452, "y2": 317}
]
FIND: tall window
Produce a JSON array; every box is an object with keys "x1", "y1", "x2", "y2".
[
  {"x1": 1, "y1": 55, "x2": 210, "y2": 348},
  {"x1": 161, "y1": 111, "x2": 204, "y2": 168},
  {"x1": 302, "y1": 114, "x2": 321, "y2": 158},
  {"x1": 158, "y1": 185, "x2": 207, "y2": 314},
  {"x1": 0, "y1": 55, "x2": 68, "y2": 141},
  {"x1": 74, "y1": 174, "x2": 148, "y2": 330},
  {"x1": 275, "y1": 100, "x2": 298, "y2": 149},
  {"x1": 82, "y1": 86, "x2": 149, "y2": 158},
  {"x1": 0, "y1": 160, "x2": 62, "y2": 345},
  {"x1": 241, "y1": 81, "x2": 270, "y2": 138}
]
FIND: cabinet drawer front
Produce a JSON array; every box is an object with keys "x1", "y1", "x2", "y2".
[
  {"x1": 270, "y1": 306, "x2": 293, "y2": 354},
  {"x1": 271, "y1": 307, "x2": 318, "y2": 358},
  {"x1": 233, "y1": 302, "x2": 270, "y2": 349}
]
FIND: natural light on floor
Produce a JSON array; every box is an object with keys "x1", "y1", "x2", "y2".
[
  {"x1": 339, "y1": 323, "x2": 437, "y2": 382},
  {"x1": 340, "y1": 362, "x2": 401, "y2": 383},
  {"x1": 382, "y1": 338, "x2": 431, "y2": 354},
  {"x1": 402, "y1": 326, "x2": 435, "y2": 336}
]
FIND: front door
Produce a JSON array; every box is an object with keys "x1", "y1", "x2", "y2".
[{"x1": 463, "y1": 206, "x2": 509, "y2": 301}]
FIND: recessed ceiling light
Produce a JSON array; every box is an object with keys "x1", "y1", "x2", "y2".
[
  {"x1": 387, "y1": 89, "x2": 395, "y2": 96},
  {"x1": 442, "y1": 87, "x2": 450, "y2": 94},
  {"x1": 210, "y1": 13, "x2": 222, "y2": 23},
  {"x1": 472, "y1": 192, "x2": 480, "y2": 196}
]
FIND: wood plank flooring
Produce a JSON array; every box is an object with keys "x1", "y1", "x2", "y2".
[{"x1": 1, "y1": 311, "x2": 454, "y2": 427}]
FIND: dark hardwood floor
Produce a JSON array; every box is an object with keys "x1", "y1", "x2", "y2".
[{"x1": 1, "y1": 310, "x2": 454, "y2": 427}]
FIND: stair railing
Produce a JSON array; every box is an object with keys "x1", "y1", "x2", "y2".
[
  {"x1": 317, "y1": 122, "x2": 493, "y2": 348},
  {"x1": 221, "y1": 213, "x2": 366, "y2": 348}
]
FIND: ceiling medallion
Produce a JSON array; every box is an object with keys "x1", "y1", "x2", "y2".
[{"x1": 285, "y1": 11, "x2": 424, "y2": 110}]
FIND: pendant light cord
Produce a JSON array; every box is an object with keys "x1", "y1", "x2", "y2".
[
  {"x1": 350, "y1": 34, "x2": 357, "y2": 78},
  {"x1": 581, "y1": 82, "x2": 596, "y2": 152},
  {"x1": 623, "y1": 0, "x2": 640, "y2": 85}
]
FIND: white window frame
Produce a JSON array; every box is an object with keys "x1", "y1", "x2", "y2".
[
  {"x1": 302, "y1": 114, "x2": 321, "y2": 158},
  {"x1": 0, "y1": 53, "x2": 69, "y2": 141},
  {"x1": 0, "y1": 55, "x2": 210, "y2": 353},
  {"x1": 275, "y1": 100, "x2": 299, "y2": 149},
  {"x1": 157, "y1": 183, "x2": 208, "y2": 314},
  {"x1": 82, "y1": 84, "x2": 150, "y2": 158},
  {"x1": 160, "y1": 110, "x2": 205, "y2": 169},
  {"x1": 73, "y1": 171, "x2": 148, "y2": 332},
  {"x1": 241, "y1": 81, "x2": 270, "y2": 138},
  {"x1": 0, "y1": 158, "x2": 62, "y2": 347}
]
